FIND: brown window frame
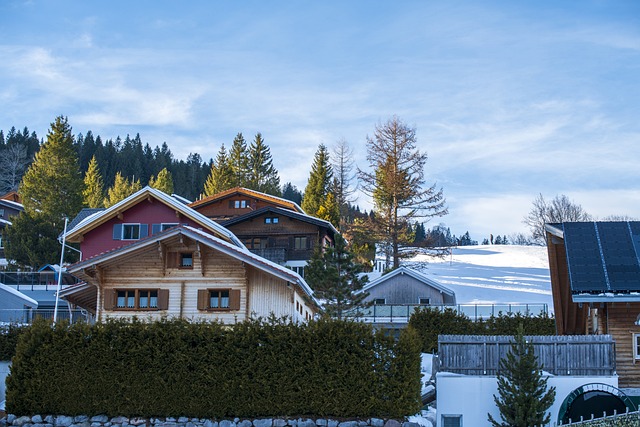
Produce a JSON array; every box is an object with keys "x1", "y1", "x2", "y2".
[
  {"x1": 167, "y1": 252, "x2": 194, "y2": 269},
  {"x1": 197, "y1": 288, "x2": 241, "y2": 311},
  {"x1": 105, "y1": 288, "x2": 169, "y2": 311}
]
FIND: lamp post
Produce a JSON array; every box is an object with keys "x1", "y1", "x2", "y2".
[{"x1": 53, "y1": 217, "x2": 68, "y2": 325}]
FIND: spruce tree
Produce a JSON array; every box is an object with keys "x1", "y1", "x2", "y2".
[
  {"x1": 304, "y1": 234, "x2": 370, "y2": 319},
  {"x1": 3, "y1": 211, "x2": 62, "y2": 269},
  {"x1": 229, "y1": 132, "x2": 249, "y2": 187},
  {"x1": 203, "y1": 144, "x2": 233, "y2": 196},
  {"x1": 302, "y1": 144, "x2": 333, "y2": 216},
  {"x1": 488, "y1": 324, "x2": 556, "y2": 427},
  {"x1": 149, "y1": 167, "x2": 174, "y2": 195},
  {"x1": 83, "y1": 155, "x2": 105, "y2": 208},
  {"x1": 316, "y1": 191, "x2": 340, "y2": 228},
  {"x1": 104, "y1": 172, "x2": 141, "y2": 207},
  {"x1": 246, "y1": 132, "x2": 281, "y2": 195},
  {"x1": 20, "y1": 116, "x2": 83, "y2": 220}
]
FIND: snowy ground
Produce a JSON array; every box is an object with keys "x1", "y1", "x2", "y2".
[{"x1": 403, "y1": 244, "x2": 553, "y2": 309}]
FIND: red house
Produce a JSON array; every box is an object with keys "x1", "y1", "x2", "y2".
[{"x1": 65, "y1": 186, "x2": 243, "y2": 261}]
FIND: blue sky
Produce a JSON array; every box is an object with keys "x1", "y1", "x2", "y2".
[{"x1": 1, "y1": 1, "x2": 639, "y2": 240}]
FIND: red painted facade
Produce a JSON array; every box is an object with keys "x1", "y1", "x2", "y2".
[{"x1": 79, "y1": 200, "x2": 201, "y2": 261}]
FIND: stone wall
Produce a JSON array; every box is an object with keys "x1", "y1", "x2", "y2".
[{"x1": 1, "y1": 415, "x2": 420, "y2": 427}]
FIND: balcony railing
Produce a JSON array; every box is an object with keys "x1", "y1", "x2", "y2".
[
  {"x1": 0, "y1": 271, "x2": 79, "y2": 289},
  {"x1": 344, "y1": 303, "x2": 549, "y2": 323},
  {"x1": 0, "y1": 309, "x2": 92, "y2": 325}
]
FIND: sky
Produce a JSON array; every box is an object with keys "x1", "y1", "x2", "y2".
[{"x1": 1, "y1": 1, "x2": 639, "y2": 240}]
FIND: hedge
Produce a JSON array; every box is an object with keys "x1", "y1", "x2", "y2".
[
  {"x1": 0, "y1": 323, "x2": 28, "y2": 361},
  {"x1": 408, "y1": 308, "x2": 556, "y2": 353},
  {"x1": 6, "y1": 317, "x2": 422, "y2": 419}
]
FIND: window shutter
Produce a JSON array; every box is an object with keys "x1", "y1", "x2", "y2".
[
  {"x1": 139, "y1": 224, "x2": 149, "y2": 238},
  {"x1": 103, "y1": 289, "x2": 116, "y2": 310},
  {"x1": 157, "y1": 289, "x2": 169, "y2": 310},
  {"x1": 228, "y1": 200, "x2": 234, "y2": 208},
  {"x1": 167, "y1": 252, "x2": 179, "y2": 268},
  {"x1": 229, "y1": 289, "x2": 241, "y2": 310},
  {"x1": 113, "y1": 224, "x2": 123, "y2": 240},
  {"x1": 152, "y1": 224, "x2": 161, "y2": 234},
  {"x1": 197, "y1": 289, "x2": 208, "y2": 310}
]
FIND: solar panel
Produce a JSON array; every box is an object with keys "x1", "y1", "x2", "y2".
[{"x1": 563, "y1": 222, "x2": 640, "y2": 294}]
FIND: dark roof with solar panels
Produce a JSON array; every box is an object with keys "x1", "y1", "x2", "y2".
[{"x1": 546, "y1": 221, "x2": 640, "y2": 302}]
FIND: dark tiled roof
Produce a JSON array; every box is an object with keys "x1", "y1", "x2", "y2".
[{"x1": 67, "y1": 208, "x2": 104, "y2": 231}]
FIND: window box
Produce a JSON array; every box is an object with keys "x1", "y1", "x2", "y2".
[
  {"x1": 104, "y1": 288, "x2": 169, "y2": 311},
  {"x1": 197, "y1": 289, "x2": 241, "y2": 311}
]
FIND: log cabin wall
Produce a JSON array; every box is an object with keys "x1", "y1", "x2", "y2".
[{"x1": 604, "y1": 302, "x2": 640, "y2": 388}]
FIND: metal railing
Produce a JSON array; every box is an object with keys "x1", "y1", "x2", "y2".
[
  {"x1": 0, "y1": 309, "x2": 92, "y2": 325},
  {"x1": 0, "y1": 271, "x2": 79, "y2": 289},
  {"x1": 344, "y1": 303, "x2": 549, "y2": 323}
]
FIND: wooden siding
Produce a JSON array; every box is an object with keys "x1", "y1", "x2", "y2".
[
  {"x1": 192, "y1": 196, "x2": 295, "y2": 221},
  {"x1": 438, "y1": 334, "x2": 616, "y2": 376},
  {"x1": 603, "y1": 302, "x2": 640, "y2": 388},
  {"x1": 364, "y1": 274, "x2": 449, "y2": 305}
]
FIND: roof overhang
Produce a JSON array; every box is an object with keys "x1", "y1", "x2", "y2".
[
  {"x1": 572, "y1": 293, "x2": 640, "y2": 303},
  {"x1": 545, "y1": 223, "x2": 564, "y2": 239},
  {"x1": 189, "y1": 187, "x2": 304, "y2": 213}
]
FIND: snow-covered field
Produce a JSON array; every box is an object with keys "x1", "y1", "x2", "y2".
[{"x1": 403, "y1": 244, "x2": 553, "y2": 309}]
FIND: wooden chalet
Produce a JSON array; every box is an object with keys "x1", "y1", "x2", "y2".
[
  {"x1": 220, "y1": 206, "x2": 338, "y2": 277},
  {"x1": 189, "y1": 187, "x2": 304, "y2": 222},
  {"x1": 546, "y1": 221, "x2": 640, "y2": 388},
  {"x1": 64, "y1": 186, "x2": 243, "y2": 261},
  {"x1": 62, "y1": 225, "x2": 319, "y2": 323}
]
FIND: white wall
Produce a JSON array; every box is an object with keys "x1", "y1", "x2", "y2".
[{"x1": 436, "y1": 373, "x2": 618, "y2": 427}]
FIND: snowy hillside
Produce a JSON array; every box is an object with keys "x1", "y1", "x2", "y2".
[{"x1": 402, "y1": 245, "x2": 553, "y2": 309}]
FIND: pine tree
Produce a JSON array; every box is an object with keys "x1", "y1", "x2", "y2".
[
  {"x1": 246, "y1": 132, "x2": 281, "y2": 195},
  {"x1": 3, "y1": 211, "x2": 62, "y2": 269},
  {"x1": 83, "y1": 155, "x2": 105, "y2": 208},
  {"x1": 302, "y1": 144, "x2": 333, "y2": 216},
  {"x1": 281, "y1": 182, "x2": 303, "y2": 205},
  {"x1": 20, "y1": 116, "x2": 83, "y2": 220},
  {"x1": 203, "y1": 144, "x2": 233, "y2": 196},
  {"x1": 304, "y1": 234, "x2": 370, "y2": 319},
  {"x1": 229, "y1": 132, "x2": 249, "y2": 187},
  {"x1": 488, "y1": 324, "x2": 556, "y2": 427},
  {"x1": 149, "y1": 167, "x2": 174, "y2": 195},
  {"x1": 104, "y1": 172, "x2": 140, "y2": 207}
]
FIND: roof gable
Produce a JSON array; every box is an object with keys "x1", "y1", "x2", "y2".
[
  {"x1": 361, "y1": 266, "x2": 455, "y2": 296},
  {"x1": 65, "y1": 186, "x2": 243, "y2": 247},
  {"x1": 221, "y1": 206, "x2": 339, "y2": 235},
  {"x1": 189, "y1": 187, "x2": 304, "y2": 213},
  {"x1": 68, "y1": 225, "x2": 317, "y2": 304}
]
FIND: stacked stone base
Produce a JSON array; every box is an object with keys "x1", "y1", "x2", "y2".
[{"x1": 1, "y1": 415, "x2": 420, "y2": 427}]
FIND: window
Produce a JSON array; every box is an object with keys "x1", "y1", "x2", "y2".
[
  {"x1": 0, "y1": 235, "x2": 3, "y2": 249},
  {"x1": 0, "y1": 208, "x2": 4, "y2": 218},
  {"x1": 181, "y1": 253, "x2": 193, "y2": 267},
  {"x1": 123, "y1": 224, "x2": 141, "y2": 240},
  {"x1": 419, "y1": 297, "x2": 431, "y2": 305},
  {"x1": 151, "y1": 223, "x2": 179, "y2": 234},
  {"x1": 167, "y1": 252, "x2": 194, "y2": 269},
  {"x1": 233, "y1": 200, "x2": 248, "y2": 208},
  {"x1": 197, "y1": 289, "x2": 241, "y2": 311},
  {"x1": 264, "y1": 217, "x2": 279, "y2": 224},
  {"x1": 107, "y1": 289, "x2": 168, "y2": 311},
  {"x1": 374, "y1": 298, "x2": 386, "y2": 305},
  {"x1": 294, "y1": 236, "x2": 308, "y2": 250},
  {"x1": 441, "y1": 415, "x2": 462, "y2": 427},
  {"x1": 634, "y1": 334, "x2": 640, "y2": 360},
  {"x1": 113, "y1": 223, "x2": 148, "y2": 240}
]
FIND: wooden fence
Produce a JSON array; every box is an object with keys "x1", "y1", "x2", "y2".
[{"x1": 438, "y1": 334, "x2": 616, "y2": 376}]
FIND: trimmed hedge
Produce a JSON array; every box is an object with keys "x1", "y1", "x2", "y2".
[
  {"x1": 0, "y1": 323, "x2": 28, "y2": 361},
  {"x1": 6, "y1": 317, "x2": 421, "y2": 419},
  {"x1": 408, "y1": 308, "x2": 556, "y2": 353}
]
